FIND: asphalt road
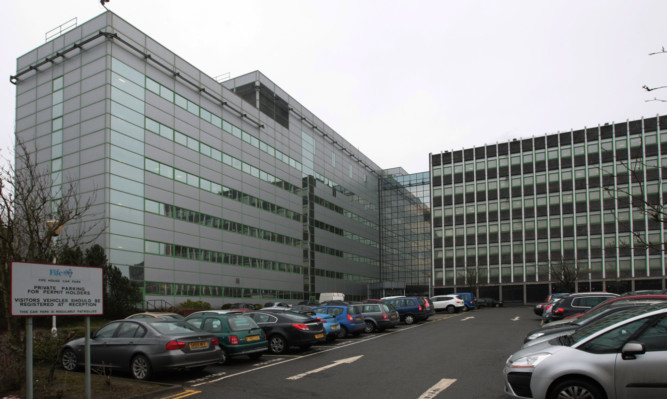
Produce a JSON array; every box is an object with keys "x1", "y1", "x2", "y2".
[{"x1": 153, "y1": 306, "x2": 539, "y2": 399}]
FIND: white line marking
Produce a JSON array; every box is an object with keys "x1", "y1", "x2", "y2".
[
  {"x1": 418, "y1": 378, "x2": 456, "y2": 399},
  {"x1": 511, "y1": 316, "x2": 520, "y2": 321},
  {"x1": 461, "y1": 316, "x2": 475, "y2": 321},
  {"x1": 286, "y1": 355, "x2": 363, "y2": 380}
]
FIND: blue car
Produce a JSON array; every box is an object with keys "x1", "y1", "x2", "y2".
[
  {"x1": 311, "y1": 304, "x2": 365, "y2": 338},
  {"x1": 290, "y1": 305, "x2": 341, "y2": 342}
]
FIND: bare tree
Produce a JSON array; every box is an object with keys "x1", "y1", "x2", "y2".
[
  {"x1": 549, "y1": 258, "x2": 583, "y2": 293},
  {"x1": 457, "y1": 267, "x2": 481, "y2": 297},
  {"x1": 0, "y1": 140, "x2": 100, "y2": 341}
]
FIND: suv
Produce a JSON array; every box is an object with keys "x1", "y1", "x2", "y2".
[
  {"x1": 352, "y1": 303, "x2": 400, "y2": 333},
  {"x1": 544, "y1": 292, "x2": 619, "y2": 323},
  {"x1": 382, "y1": 297, "x2": 430, "y2": 325},
  {"x1": 430, "y1": 295, "x2": 465, "y2": 313},
  {"x1": 185, "y1": 311, "x2": 267, "y2": 364}
]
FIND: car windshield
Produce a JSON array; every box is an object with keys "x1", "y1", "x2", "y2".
[
  {"x1": 149, "y1": 320, "x2": 200, "y2": 334},
  {"x1": 228, "y1": 315, "x2": 260, "y2": 331},
  {"x1": 568, "y1": 303, "x2": 667, "y2": 345}
]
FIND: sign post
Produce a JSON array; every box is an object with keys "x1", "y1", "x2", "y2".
[{"x1": 11, "y1": 262, "x2": 103, "y2": 399}]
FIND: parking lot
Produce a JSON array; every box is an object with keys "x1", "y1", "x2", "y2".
[{"x1": 147, "y1": 306, "x2": 537, "y2": 399}]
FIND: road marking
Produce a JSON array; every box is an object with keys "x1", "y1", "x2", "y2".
[
  {"x1": 511, "y1": 316, "x2": 520, "y2": 321},
  {"x1": 461, "y1": 316, "x2": 475, "y2": 321},
  {"x1": 162, "y1": 390, "x2": 201, "y2": 399},
  {"x1": 286, "y1": 355, "x2": 363, "y2": 380},
  {"x1": 418, "y1": 378, "x2": 456, "y2": 399}
]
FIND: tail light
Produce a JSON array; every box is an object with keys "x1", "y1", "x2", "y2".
[
  {"x1": 292, "y1": 323, "x2": 309, "y2": 330},
  {"x1": 382, "y1": 314, "x2": 389, "y2": 320},
  {"x1": 317, "y1": 317, "x2": 327, "y2": 324},
  {"x1": 211, "y1": 337, "x2": 219, "y2": 346},
  {"x1": 229, "y1": 335, "x2": 239, "y2": 345},
  {"x1": 347, "y1": 314, "x2": 353, "y2": 322},
  {"x1": 553, "y1": 308, "x2": 564, "y2": 316},
  {"x1": 418, "y1": 305, "x2": 423, "y2": 311},
  {"x1": 165, "y1": 340, "x2": 186, "y2": 350}
]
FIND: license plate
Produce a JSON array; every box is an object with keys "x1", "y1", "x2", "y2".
[
  {"x1": 246, "y1": 335, "x2": 260, "y2": 342},
  {"x1": 315, "y1": 333, "x2": 324, "y2": 339},
  {"x1": 331, "y1": 325, "x2": 339, "y2": 330},
  {"x1": 189, "y1": 341, "x2": 209, "y2": 350},
  {"x1": 355, "y1": 317, "x2": 361, "y2": 321}
]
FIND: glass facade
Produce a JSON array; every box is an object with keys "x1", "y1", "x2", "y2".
[
  {"x1": 431, "y1": 118, "x2": 667, "y2": 302},
  {"x1": 379, "y1": 169, "x2": 432, "y2": 297},
  {"x1": 12, "y1": 12, "x2": 401, "y2": 307}
]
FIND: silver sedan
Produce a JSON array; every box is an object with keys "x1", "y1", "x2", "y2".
[{"x1": 61, "y1": 319, "x2": 222, "y2": 380}]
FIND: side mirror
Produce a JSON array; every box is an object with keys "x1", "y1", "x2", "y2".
[{"x1": 621, "y1": 341, "x2": 645, "y2": 360}]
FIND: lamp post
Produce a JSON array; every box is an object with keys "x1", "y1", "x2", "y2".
[{"x1": 45, "y1": 220, "x2": 64, "y2": 336}]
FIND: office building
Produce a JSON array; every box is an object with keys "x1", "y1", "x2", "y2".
[
  {"x1": 12, "y1": 11, "x2": 400, "y2": 307},
  {"x1": 431, "y1": 116, "x2": 667, "y2": 303}
]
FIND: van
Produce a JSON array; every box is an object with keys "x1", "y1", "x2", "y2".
[
  {"x1": 451, "y1": 292, "x2": 476, "y2": 310},
  {"x1": 319, "y1": 292, "x2": 345, "y2": 303}
]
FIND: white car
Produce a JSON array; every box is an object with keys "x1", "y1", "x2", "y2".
[
  {"x1": 430, "y1": 295, "x2": 465, "y2": 314},
  {"x1": 504, "y1": 302, "x2": 667, "y2": 399}
]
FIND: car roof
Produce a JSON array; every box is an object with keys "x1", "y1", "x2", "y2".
[{"x1": 125, "y1": 312, "x2": 184, "y2": 319}]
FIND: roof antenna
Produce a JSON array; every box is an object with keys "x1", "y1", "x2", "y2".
[{"x1": 100, "y1": 0, "x2": 109, "y2": 9}]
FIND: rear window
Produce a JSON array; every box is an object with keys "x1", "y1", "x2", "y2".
[
  {"x1": 572, "y1": 296, "x2": 613, "y2": 307},
  {"x1": 228, "y1": 315, "x2": 259, "y2": 331},
  {"x1": 150, "y1": 320, "x2": 199, "y2": 334},
  {"x1": 348, "y1": 306, "x2": 361, "y2": 315}
]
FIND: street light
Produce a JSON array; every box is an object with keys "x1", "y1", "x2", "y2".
[{"x1": 45, "y1": 220, "x2": 64, "y2": 336}]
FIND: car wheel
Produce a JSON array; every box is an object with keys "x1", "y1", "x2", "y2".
[
  {"x1": 463, "y1": 306, "x2": 469, "y2": 312},
  {"x1": 548, "y1": 378, "x2": 604, "y2": 399},
  {"x1": 404, "y1": 314, "x2": 415, "y2": 325},
  {"x1": 130, "y1": 355, "x2": 152, "y2": 380},
  {"x1": 61, "y1": 348, "x2": 78, "y2": 371},
  {"x1": 219, "y1": 349, "x2": 229, "y2": 365},
  {"x1": 269, "y1": 335, "x2": 287, "y2": 354},
  {"x1": 248, "y1": 353, "x2": 263, "y2": 360},
  {"x1": 445, "y1": 305, "x2": 455, "y2": 314},
  {"x1": 337, "y1": 326, "x2": 348, "y2": 339},
  {"x1": 364, "y1": 321, "x2": 376, "y2": 333}
]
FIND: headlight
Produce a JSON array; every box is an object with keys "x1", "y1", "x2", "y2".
[
  {"x1": 526, "y1": 332, "x2": 545, "y2": 341},
  {"x1": 510, "y1": 353, "x2": 551, "y2": 369}
]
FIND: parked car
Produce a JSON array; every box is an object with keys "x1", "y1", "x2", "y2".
[
  {"x1": 430, "y1": 295, "x2": 465, "y2": 313},
  {"x1": 184, "y1": 311, "x2": 267, "y2": 364},
  {"x1": 476, "y1": 297, "x2": 503, "y2": 308},
  {"x1": 226, "y1": 303, "x2": 256, "y2": 312},
  {"x1": 504, "y1": 302, "x2": 667, "y2": 399},
  {"x1": 263, "y1": 302, "x2": 291, "y2": 309},
  {"x1": 61, "y1": 319, "x2": 221, "y2": 380},
  {"x1": 534, "y1": 292, "x2": 569, "y2": 316},
  {"x1": 311, "y1": 304, "x2": 365, "y2": 338},
  {"x1": 125, "y1": 312, "x2": 184, "y2": 320},
  {"x1": 523, "y1": 300, "x2": 665, "y2": 348},
  {"x1": 352, "y1": 302, "x2": 400, "y2": 333},
  {"x1": 451, "y1": 292, "x2": 476, "y2": 310},
  {"x1": 289, "y1": 305, "x2": 341, "y2": 342},
  {"x1": 381, "y1": 297, "x2": 430, "y2": 325},
  {"x1": 543, "y1": 292, "x2": 619, "y2": 323},
  {"x1": 558, "y1": 294, "x2": 667, "y2": 322},
  {"x1": 246, "y1": 309, "x2": 325, "y2": 354}
]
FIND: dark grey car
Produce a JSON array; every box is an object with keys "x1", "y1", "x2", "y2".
[
  {"x1": 354, "y1": 303, "x2": 400, "y2": 333},
  {"x1": 61, "y1": 319, "x2": 222, "y2": 380}
]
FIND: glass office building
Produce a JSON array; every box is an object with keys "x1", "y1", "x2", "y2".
[
  {"x1": 11, "y1": 12, "x2": 400, "y2": 307},
  {"x1": 376, "y1": 168, "x2": 431, "y2": 298},
  {"x1": 431, "y1": 116, "x2": 667, "y2": 303}
]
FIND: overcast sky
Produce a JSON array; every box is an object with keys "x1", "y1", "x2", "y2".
[{"x1": 3, "y1": 1, "x2": 667, "y2": 173}]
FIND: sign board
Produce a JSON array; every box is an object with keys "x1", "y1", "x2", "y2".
[{"x1": 11, "y1": 262, "x2": 103, "y2": 316}]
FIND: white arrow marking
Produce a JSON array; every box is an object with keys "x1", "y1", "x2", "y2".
[
  {"x1": 418, "y1": 378, "x2": 456, "y2": 399},
  {"x1": 287, "y1": 355, "x2": 363, "y2": 380},
  {"x1": 461, "y1": 316, "x2": 475, "y2": 321},
  {"x1": 511, "y1": 316, "x2": 520, "y2": 321}
]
